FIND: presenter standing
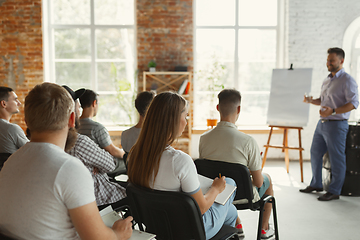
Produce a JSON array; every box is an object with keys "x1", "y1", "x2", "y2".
[{"x1": 300, "y1": 47, "x2": 359, "y2": 201}]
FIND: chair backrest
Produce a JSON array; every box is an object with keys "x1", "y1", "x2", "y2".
[
  {"x1": 194, "y1": 158, "x2": 255, "y2": 208},
  {"x1": 126, "y1": 183, "x2": 206, "y2": 240},
  {"x1": 0, "y1": 231, "x2": 16, "y2": 240},
  {"x1": 123, "y1": 151, "x2": 128, "y2": 171},
  {"x1": 0, "y1": 153, "x2": 12, "y2": 171}
]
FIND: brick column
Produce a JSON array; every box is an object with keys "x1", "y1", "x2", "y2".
[
  {"x1": 0, "y1": 0, "x2": 43, "y2": 130},
  {"x1": 137, "y1": 0, "x2": 193, "y2": 90}
]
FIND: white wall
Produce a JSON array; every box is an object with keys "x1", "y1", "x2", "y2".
[
  {"x1": 191, "y1": 0, "x2": 360, "y2": 160},
  {"x1": 288, "y1": 0, "x2": 360, "y2": 159}
]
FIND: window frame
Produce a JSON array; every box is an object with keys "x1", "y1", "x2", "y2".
[
  {"x1": 193, "y1": 0, "x2": 286, "y2": 127},
  {"x1": 42, "y1": 0, "x2": 137, "y2": 127}
]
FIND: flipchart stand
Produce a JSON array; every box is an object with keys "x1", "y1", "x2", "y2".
[{"x1": 262, "y1": 125, "x2": 304, "y2": 182}]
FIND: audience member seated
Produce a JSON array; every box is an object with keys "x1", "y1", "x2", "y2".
[
  {"x1": 78, "y1": 89, "x2": 125, "y2": 159},
  {"x1": 121, "y1": 91, "x2": 155, "y2": 153},
  {"x1": 127, "y1": 91, "x2": 242, "y2": 240},
  {"x1": 199, "y1": 89, "x2": 275, "y2": 239},
  {"x1": 63, "y1": 86, "x2": 126, "y2": 207},
  {"x1": 0, "y1": 83, "x2": 132, "y2": 239},
  {"x1": 0, "y1": 87, "x2": 29, "y2": 154}
]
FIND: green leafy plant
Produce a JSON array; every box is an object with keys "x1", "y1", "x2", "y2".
[
  {"x1": 110, "y1": 63, "x2": 137, "y2": 125},
  {"x1": 196, "y1": 54, "x2": 226, "y2": 118},
  {"x1": 148, "y1": 60, "x2": 156, "y2": 68}
]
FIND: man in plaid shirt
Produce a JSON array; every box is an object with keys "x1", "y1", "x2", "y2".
[{"x1": 63, "y1": 86, "x2": 126, "y2": 207}]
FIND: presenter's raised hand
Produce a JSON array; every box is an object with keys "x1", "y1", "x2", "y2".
[{"x1": 304, "y1": 94, "x2": 313, "y2": 103}]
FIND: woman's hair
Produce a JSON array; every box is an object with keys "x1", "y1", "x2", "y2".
[{"x1": 127, "y1": 91, "x2": 186, "y2": 188}]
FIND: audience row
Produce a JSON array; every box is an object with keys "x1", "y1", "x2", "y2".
[{"x1": 0, "y1": 84, "x2": 274, "y2": 240}]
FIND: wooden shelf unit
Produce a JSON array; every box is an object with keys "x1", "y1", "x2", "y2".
[{"x1": 143, "y1": 71, "x2": 193, "y2": 154}]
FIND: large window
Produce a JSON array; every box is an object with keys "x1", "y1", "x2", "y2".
[
  {"x1": 44, "y1": 0, "x2": 136, "y2": 127},
  {"x1": 195, "y1": 0, "x2": 283, "y2": 126}
]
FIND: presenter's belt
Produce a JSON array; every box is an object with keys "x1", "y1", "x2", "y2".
[{"x1": 321, "y1": 119, "x2": 347, "y2": 123}]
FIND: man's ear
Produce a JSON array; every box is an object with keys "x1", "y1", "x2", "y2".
[
  {"x1": 92, "y1": 100, "x2": 97, "y2": 107},
  {"x1": 237, "y1": 105, "x2": 241, "y2": 114},
  {"x1": 68, "y1": 112, "x2": 76, "y2": 128},
  {"x1": 216, "y1": 104, "x2": 219, "y2": 112},
  {"x1": 0, "y1": 100, "x2": 6, "y2": 108},
  {"x1": 340, "y1": 58, "x2": 344, "y2": 65}
]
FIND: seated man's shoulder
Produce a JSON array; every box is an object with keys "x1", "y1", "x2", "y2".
[
  {"x1": 75, "y1": 133, "x2": 94, "y2": 145},
  {"x1": 122, "y1": 126, "x2": 140, "y2": 138},
  {"x1": 80, "y1": 118, "x2": 104, "y2": 128},
  {"x1": 72, "y1": 134, "x2": 108, "y2": 152},
  {"x1": 0, "y1": 120, "x2": 21, "y2": 131},
  {"x1": 121, "y1": 126, "x2": 134, "y2": 135}
]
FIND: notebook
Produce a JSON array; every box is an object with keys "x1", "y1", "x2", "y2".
[
  {"x1": 198, "y1": 174, "x2": 237, "y2": 205},
  {"x1": 100, "y1": 206, "x2": 156, "y2": 240}
]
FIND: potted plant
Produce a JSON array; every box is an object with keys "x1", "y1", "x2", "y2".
[
  {"x1": 148, "y1": 60, "x2": 156, "y2": 72},
  {"x1": 110, "y1": 63, "x2": 137, "y2": 125},
  {"x1": 197, "y1": 55, "x2": 226, "y2": 128}
]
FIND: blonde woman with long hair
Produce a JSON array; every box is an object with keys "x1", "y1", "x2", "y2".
[{"x1": 127, "y1": 91, "x2": 241, "y2": 239}]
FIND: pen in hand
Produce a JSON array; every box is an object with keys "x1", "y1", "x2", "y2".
[{"x1": 219, "y1": 173, "x2": 221, "y2": 178}]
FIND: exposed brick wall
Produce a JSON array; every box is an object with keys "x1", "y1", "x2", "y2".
[
  {"x1": 137, "y1": 0, "x2": 193, "y2": 90},
  {"x1": 0, "y1": 0, "x2": 43, "y2": 130},
  {"x1": 137, "y1": 0, "x2": 193, "y2": 154},
  {"x1": 4, "y1": 0, "x2": 360, "y2": 159}
]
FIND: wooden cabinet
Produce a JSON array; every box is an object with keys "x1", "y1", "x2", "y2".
[{"x1": 143, "y1": 71, "x2": 192, "y2": 154}]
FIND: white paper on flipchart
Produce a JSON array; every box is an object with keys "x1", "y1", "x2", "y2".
[{"x1": 267, "y1": 68, "x2": 313, "y2": 127}]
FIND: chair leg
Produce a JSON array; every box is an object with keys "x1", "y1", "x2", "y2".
[
  {"x1": 271, "y1": 198, "x2": 279, "y2": 240},
  {"x1": 257, "y1": 202, "x2": 265, "y2": 240}
]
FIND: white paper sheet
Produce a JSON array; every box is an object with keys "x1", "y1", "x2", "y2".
[{"x1": 267, "y1": 68, "x2": 313, "y2": 127}]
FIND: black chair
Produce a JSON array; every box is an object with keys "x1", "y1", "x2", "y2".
[
  {"x1": 107, "y1": 157, "x2": 127, "y2": 178},
  {"x1": 122, "y1": 151, "x2": 129, "y2": 171},
  {"x1": 126, "y1": 183, "x2": 239, "y2": 240},
  {"x1": 195, "y1": 159, "x2": 279, "y2": 240},
  {"x1": 0, "y1": 153, "x2": 12, "y2": 171},
  {"x1": 0, "y1": 231, "x2": 17, "y2": 240}
]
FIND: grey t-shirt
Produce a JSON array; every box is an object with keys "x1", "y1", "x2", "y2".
[
  {"x1": 0, "y1": 118, "x2": 29, "y2": 153},
  {"x1": 78, "y1": 118, "x2": 112, "y2": 148},
  {"x1": 0, "y1": 142, "x2": 95, "y2": 239},
  {"x1": 121, "y1": 126, "x2": 141, "y2": 152}
]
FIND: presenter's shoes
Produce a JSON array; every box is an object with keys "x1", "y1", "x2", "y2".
[
  {"x1": 318, "y1": 192, "x2": 340, "y2": 201},
  {"x1": 261, "y1": 227, "x2": 275, "y2": 239},
  {"x1": 299, "y1": 186, "x2": 323, "y2": 193},
  {"x1": 233, "y1": 223, "x2": 244, "y2": 239}
]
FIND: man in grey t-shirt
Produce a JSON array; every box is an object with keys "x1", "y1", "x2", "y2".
[
  {"x1": 121, "y1": 91, "x2": 155, "y2": 153},
  {"x1": 0, "y1": 87, "x2": 29, "y2": 154},
  {"x1": 78, "y1": 89, "x2": 125, "y2": 159}
]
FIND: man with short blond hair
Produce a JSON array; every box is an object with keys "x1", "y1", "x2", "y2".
[
  {"x1": 0, "y1": 83, "x2": 132, "y2": 240},
  {"x1": 0, "y1": 87, "x2": 28, "y2": 154}
]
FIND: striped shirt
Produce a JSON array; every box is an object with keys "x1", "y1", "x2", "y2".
[{"x1": 78, "y1": 118, "x2": 112, "y2": 148}]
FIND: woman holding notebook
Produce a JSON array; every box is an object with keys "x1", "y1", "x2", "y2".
[{"x1": 127, "y1": 91, "x2": 241, "y2": 239}]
